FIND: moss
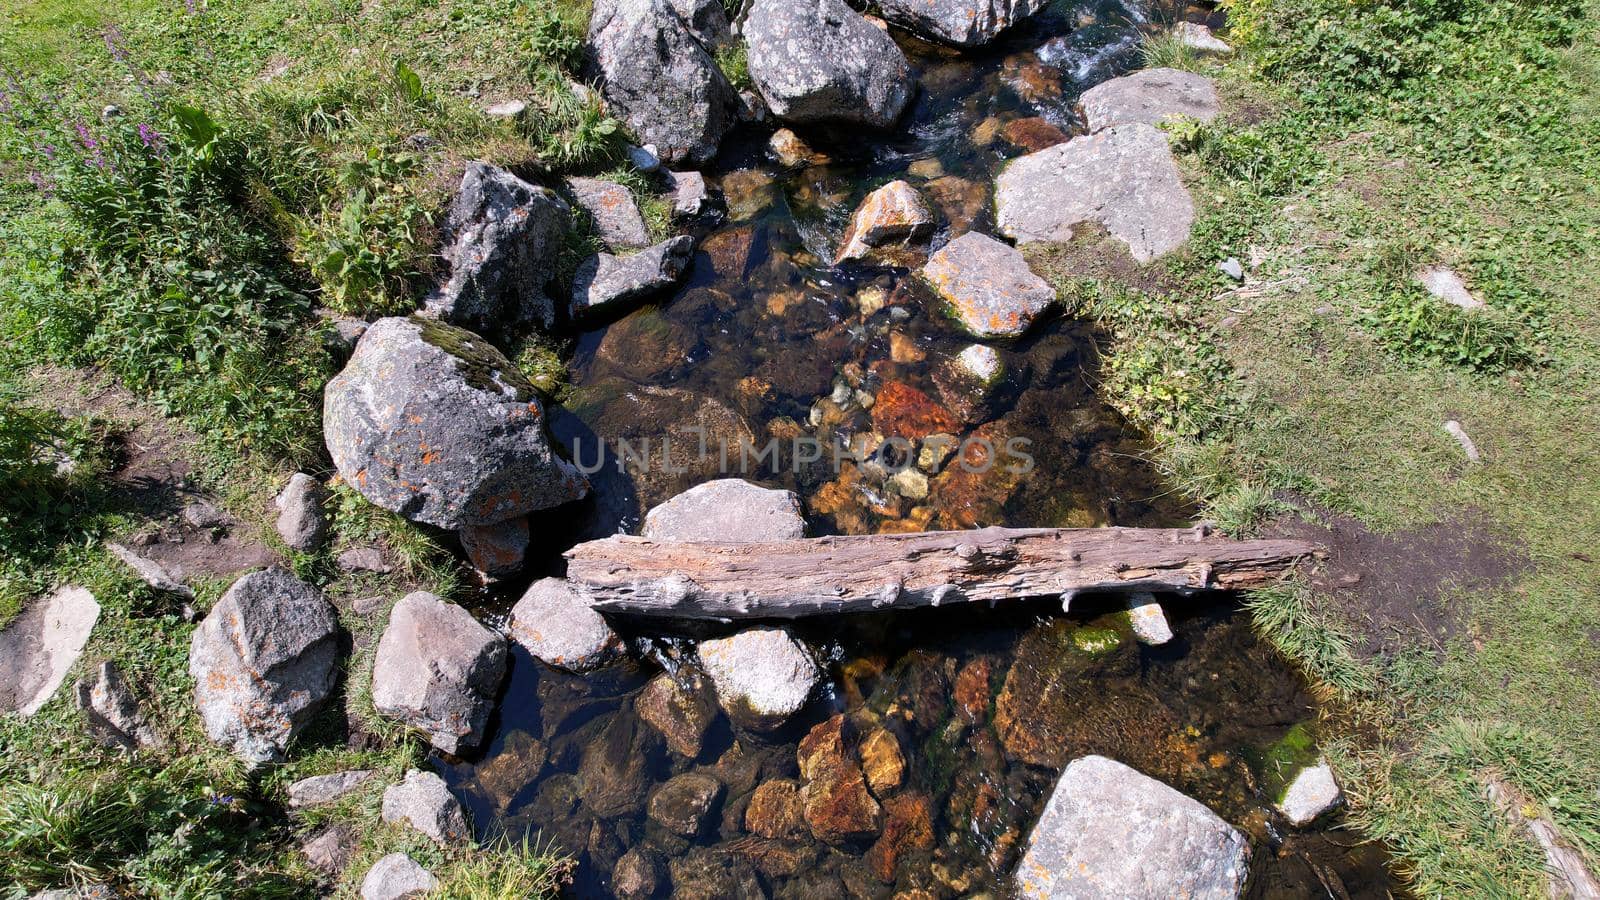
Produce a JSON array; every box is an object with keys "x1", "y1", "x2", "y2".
[
  {"x1": 1070, "y1": 625, "x2": 1123, "y2": 656},
  {"x1": 410, "y1": 315, "x2": 536, "y2": 401},
  {"x1": 1250, "y1": 722, "x2": 1323, "y2": 803}
]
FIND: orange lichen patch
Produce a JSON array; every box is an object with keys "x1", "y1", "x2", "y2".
[{"x1": 871, "y1": 382, "x2": 958, "y2": 441}]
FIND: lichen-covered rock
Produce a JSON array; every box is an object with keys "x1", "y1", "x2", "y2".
[
  {"x1": 1014, "y1": 755, "x2": 1249, "y2": 899},
  {"x1": 459, "y1": 517, "x2": 529, "y2": 581},
  {"x1": 1126, "y1": 591, "x2": 1174, "y2": 645},
  {"x1": 995, "y1": 123, "x2": 1195, "y2": 263},
  {"x1": 669, "y1": 0, "x2": 733, "y2": 47},
  {"x1": 922, "y1": 232, "x2": 1054, "y2": 339},
  {"x1": 372, "y1": 592, "x2": 507, "y2": 754},
  {"x1": 570, "y1": 236, "x2": 696, "y2": 320},
  {"x1": 324, "y1": 316, "x2": 588, "y2": 530},
  {"x1": 589, "y1": 0, "x2": 739, "y2": 165},
  {"x1": 382, "y1": 769, "x2": 470, "y2": 845},
  {"x1": 188, "y1": 568, "x2": 338, "y2": 764},
  {"x1": 647, "y1": 771, "x2": 724, "y2": 836},
  {"x1": 274, "y1": 472, "x2": 328, "y2": 552},
  {"x1": 636, "y1": 670, "x2": 719, "y2": 758},
  {"x1": 698, "y1": 627, "x2": 819, "y2": 731},
  {"x1": 875, "y1": 0, "x2": 1046, "y2": 47},
  {"x1": 836, "y1": 180, "x2": 936, "y2": 263},
  {"x1": 360, "y1": 852, "x2": 437, "y2": 900},
  {"x1": 1079, "y1": 68, "x2": 1220, "y2": 132},
  {"x1": 668, "y1": 170, "x2": 714, "y2": 218},
  {"x1": 567, "y1": 176, "x2": 651, "y2": 249},
  {"x1": 866, "y1": 792, "x2": 934, "y2": 881},
  {"x1": 642, "y1": 479, "x2": 806, "y2": 542},
  {"x1": 745, "y1": 0, "x2": 913, "y2": 128},
  {"x1": 424, "y1": 162, "x2": 571, "y2": 330},
  {"x1": 508, "y1": 578, "x2": 621, "y2": 672}
]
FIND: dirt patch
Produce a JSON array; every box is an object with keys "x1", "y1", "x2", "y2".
[
  {"x1": 1023, "y1": 223, "x2": 1185, "y2": 297},
  {"x1": 26, "y1": 364, "x2": 281, "y2": 581},
  {"x1": 1269, "y1": 503, "x2": 1529, "y2": 658}
]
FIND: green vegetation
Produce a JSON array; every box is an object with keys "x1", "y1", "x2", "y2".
[{"x1": 1036, "y1": 0, "x2": 1600, "y2": 892}]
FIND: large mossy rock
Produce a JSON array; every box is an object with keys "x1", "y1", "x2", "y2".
[
  {"x1": 323, "y1": 316, "x2": 587, "y2": 530},
  {"x1": 189, "y1": 568, "x2": 339, "y2": 764},
  {"x1": 589, "y1": 0, "x2": 739, "y2": 165},
  {"x1": 745, "y1": 0, "x2": 914, "y2": 128}
]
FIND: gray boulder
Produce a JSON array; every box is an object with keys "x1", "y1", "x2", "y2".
[
  {"x1": 1174, "y1": 22, "x2": 1232, "y2": 55},
  {"x1": 288, "y1": 770, "x2": 375, "y2": 808},
  {"x1": 1015, "y1": 755, "x2": 1249, "y2": 899},
  {"x1": 323, "y1": 316, "x2": 588, "y2": 531},
  {"x1": 745, "y1": 0, "x2": 913, "y2": 128},
  {"x1": 921, "y1": 232, "x2": 1054, "y2": 339},
  {"x1": 424, "y1": 162, "x2": 571, "y2": 331},
  {"x1": 361, "y1": 852, "x2": 438, "y2": 900},
  {"x1": 188, "y1": 568, "x2": 339, "y2": 764},
  {"x1": 567, "y1": 176, "x2": 651, "y2": 249},
  {"x1": 274, "y1": 473, "x2": 328, "y2": 552},
  {"x1": 836, "y1": 179, "x2": 936, "y2": 263},
  {"x1": 589, "y1": 0, "x2": 739, "y2": 165},
  {"x1": 372, "y1": 592, "x2": 507, "y2": 754},
  {"x1": 381, "y1": 769, "x2": 471, "y2": 845},
  {"x1": 642, "y1": 479, "x2": 806, "y2": 541},
  {"x1": 73, "y1": 660, "x2": 161, "y2": 750},
  {"x1": 667, "y1": 170, "x2": 714, "y2": 218},
  {"x1": 301, "y1": 824, "x2": 358, "y2": 876},
  {"x1": 995, "y1": 123, "x2": 1195, "y2": 263},
  {"x1": 669, "y1": 0, "x2": 733, "y2": 48},
  {"x1": 1079, "y1": 68, "x2": 1220, "y2": 132},
  {"x1": 571, "y1": 236, "x2": 696, "y2": 320},
  {"x1": 508, "y1": 578, "x2": 621, "y2": 672},
  {"x1": 698, "y1": 627, "x2": 819, "y2": 731},
  {"x1": 876, "y1": 0, "x2": 1046, "y2": 47}
]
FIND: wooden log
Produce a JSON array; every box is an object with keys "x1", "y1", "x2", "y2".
[{"x1": 565, "y1": 526, "x2": 1319, "y2": 620}]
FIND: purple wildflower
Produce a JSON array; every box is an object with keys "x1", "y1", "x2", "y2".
[
  {"x1": 27, "y1": 171, "x2": 53, "y2": 195},
  {"x1": 102, "y1": 25, "x2": 130, "y2": 64},
  {"x1": 137, "y1": 122, "x2": 166, "y2": 155},
  {"x1": 74, "y1": 121, "x2": 98, "y2": 151}
]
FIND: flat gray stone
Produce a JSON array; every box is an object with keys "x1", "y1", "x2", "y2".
[
  {"x1": 996, "y1": 123, "x2": 1196, "y2": 263},
  {"x1": 1079, "y1": 68, "x2": 1220, "y2": 132},
  {"x1": 642, "y1": 479, "x2": 806, "y2": 542},
  {"x1": 508, "y1": 578, "x2": 621, "y2": 672},
  {"x1": 189, "y1": 568, "x2": 338, "y2": 764},
  {"x1": 1418, "y1": 266, "x2": 1485, "y2": 310},
  {"x1": 361, "y1": 852, "x2": 438, "y2": 900},
  {"x1": 288, "y1": 770, "x2": 376, "y2": 808},
  {"x1": 107, "y1": 542, "x2": 193, "y2": 599},
  {"x1": 372, "y1": 592, "x2": 507, "y2": 754},
  {"x1": 922, "y1": 232, "x2": 1054, "y2": 339},
  {"x1": 381, "y1": 769, "x2": 470, "y2": 845},
  {"x1": 876, "y1": 0, "x2": 1046, "y2": 46},
  {"x1": 0, "y1": 585, "x2": 100, "y2": 717},
  {"x1": 568, "y1": 177, "x2": 652, "y2": 249},
  {"x1": 745, "y1": 0, "x2": 913, "y2": 128},
  {"x1": 698, "y1": 627, "x2": 819, "y2": 731},
  {"x1": 571, "y1": 236, "x2": 696, "y2": 320},
  {"x1": 1174, "y1": 21, "x2": 1232, "y2": 55},
  {"x1": 1015, "y1": 755, "x2": 1249, "y2": 899}
]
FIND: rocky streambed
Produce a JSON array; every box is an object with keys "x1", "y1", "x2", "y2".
[{"x1": 171, "y1": 0, "x2": 1412, "y2": 895}]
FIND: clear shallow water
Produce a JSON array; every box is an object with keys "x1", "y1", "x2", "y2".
[{"x1": 442, "y1": 2, "x2": 1405, "y2": 896}]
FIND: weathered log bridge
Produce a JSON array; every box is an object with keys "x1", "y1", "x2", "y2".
[{"x1": 565, "y1": 526, "x2": 1320, "y2": 620}]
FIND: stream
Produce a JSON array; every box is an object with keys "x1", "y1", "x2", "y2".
[{"x1": 437, "y1": 1, "x2": 1406, "y2": 896}]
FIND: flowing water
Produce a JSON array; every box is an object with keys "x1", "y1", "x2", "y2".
[{"x1": 439, "y1": 1, "x2": 1405, "y2": 895}]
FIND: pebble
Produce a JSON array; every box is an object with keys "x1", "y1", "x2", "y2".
[{"x1": 1218, "y1": 257, "x2": 1245, "y2": 281}]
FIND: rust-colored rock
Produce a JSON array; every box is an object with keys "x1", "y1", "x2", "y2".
[
  {"x1": 635, "y1": 671, "x2": 719, "y2": 759},
  {"x1": 798, "y1": 714, "x2": 882, "y2": 844},
  {"x1": 836, "y1": 180, "x2": 936, "y2": 263},
  {"x1": 953, "y1": 657, "x2": 993, "y2": 724},
  {"x1": 931, "y1": 421, "x2": 1027, "y2": 529},
  {"x1": 871, "y1": 381, "x2": 959, "y2": 442},
  {"x1": 723, "y1": 835, "x2": 820, "y2": 879},
  {"x1": 1003, "y1": 116, "x2": 1069, "y2": 152},
  {"x1": 745, "y1": 779, "x2": 809, "y2": 839},
  {"x1": 860, "y1": 727, "x2": 906, "y2": 795},
  {"x1": 459, "y1": 516, "x2": 529, "y2": 580},
  {"x1": 866, "y1": 792, "x2": 935, "y2": 881},
  {"x1": 700, "y1": 225, "x2": 759, "y2": 280},
  {"x1": 922, "y1": 232, "x2": 1054, "y2": 340}
]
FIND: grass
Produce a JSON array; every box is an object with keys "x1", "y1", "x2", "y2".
[{"x1": 1031, "y1": 0, "x2": 1600, "y2": 892}]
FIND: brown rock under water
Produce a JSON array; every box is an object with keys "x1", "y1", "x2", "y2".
[
  {"x1": 866, "y1": 792, "x2": 935, "y2": 881},
  {"x1": 635, "y1": 671, "x2": 719, "y2": 760},
  {"x1": 871, "y1": 381, "x2": 959, "y2": 442},
  {"x1": 745, "y1": 778, "x2": 809, "y2": 839},
  {"x1": 1003, "y1": 116, "x2": 1070, "y2": 152},
  {"x1": 798, "y1": 714, "x2": 883, "y2": 844}
]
